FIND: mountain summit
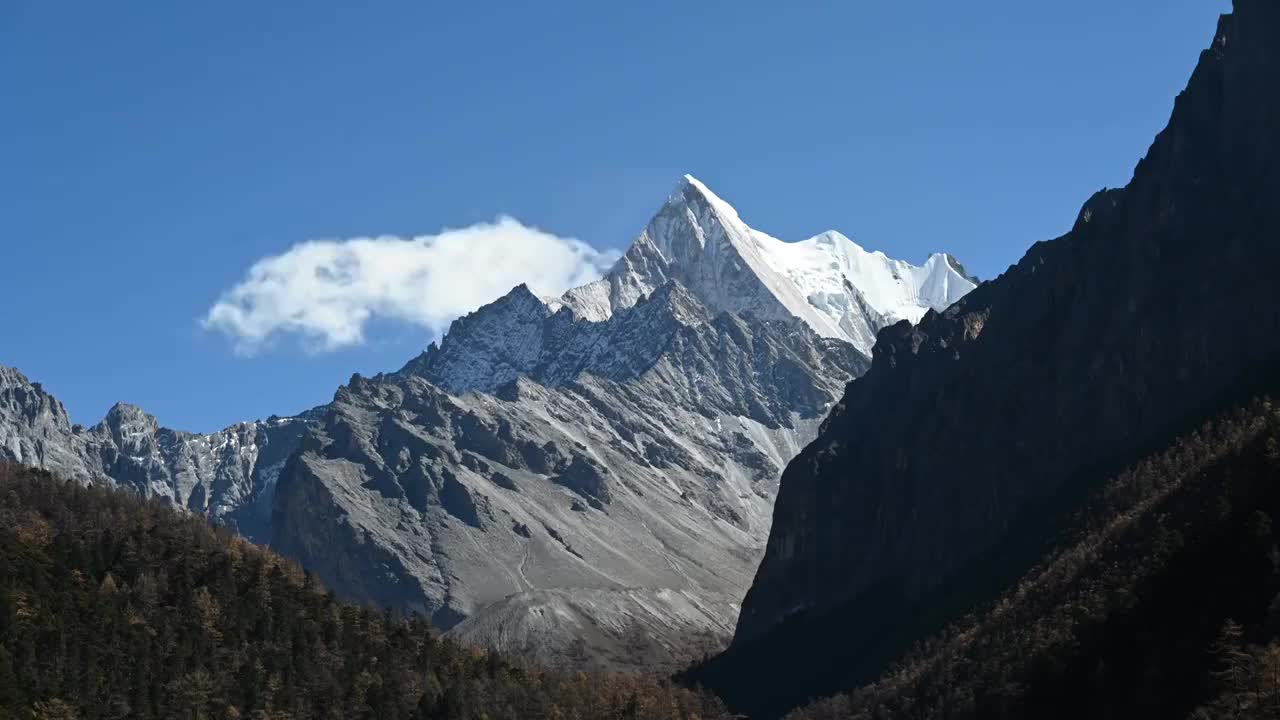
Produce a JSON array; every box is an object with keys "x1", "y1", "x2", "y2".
[
  {"x1": 561, "y1": 175, "x2": 975, "y2": 355},
  {"x1": 690, "y1": 2, "x2": 1280, "y2": 715},
  {"x1": 401, "y1": 175, "x2": 973, "y2": 402},
  {"x1": 1, "y1": 175, "x2": 974, "y2": 669},
  {"x1": 274, "y1": 174, "x2": 971, "y2": 666}
]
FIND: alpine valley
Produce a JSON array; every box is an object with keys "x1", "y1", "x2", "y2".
[
  {"x1": 0, "y1": 176, "x2": 974, "y2": 670},
  {"x1": 688, "y1": 2, "x2": 1280, "y2": 718},
  {"x1": 9, "y1": 2, "x2": 1280, "y2": 719}
]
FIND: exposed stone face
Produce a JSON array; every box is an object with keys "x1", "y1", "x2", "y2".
[
  {"x1": 0, "y1": 366, "x2": 98, "y2": 481},
  {"x1": 1, "y1": 169, "x2": 971, "y2": 669},
  {"x1": 0, "y1": 366, "x2": 312, "y2": 543},
  {"x1": 269, "y1": 282, "x2": 867, "y2": 660},
  {"x1": 735, "y1": 1, "x2": 1280, "y2": 646},
  {"x1": 552, "y1": 454, "x2": 612, "y2": 508},
  {"x1": 0, "y1": 264, "x2": 871, "y2": 670}
]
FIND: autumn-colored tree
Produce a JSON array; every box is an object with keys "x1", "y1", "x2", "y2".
[{"x1": 0, "y1": 465, "x2": 729, "y2": 720}]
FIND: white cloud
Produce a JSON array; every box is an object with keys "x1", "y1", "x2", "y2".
[{"x1": 203, "y1": 217, "x2": 616, "y2": 354}]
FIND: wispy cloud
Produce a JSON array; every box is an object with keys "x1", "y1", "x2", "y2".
[{"x1": 203, "y1": 217, "x2": 615, "y2": 354}]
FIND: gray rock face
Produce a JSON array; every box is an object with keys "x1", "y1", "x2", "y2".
[
  {"x1": 734, "y1": 0, "x2": 1280, "y2": 646},
  {"x1": 0, "y1": 365, "x2": 311, "y2": 543},
  {"x1": 269, "y1": 178, "x2": 971, "y2": 665},
  {"x1": 0, "y1": 366, "x2": 99, "y2": 480},
  {"x1": 270, "y1": 282, "x2": 867, "y2": 661},
  {"x1": 448, "y1": 587, "x2": 734, "y2": 673},
  {"x1": 0, "y1": 175, "x2": 972, "y2": 668},
  {"x1": 557, "y1": 176, "x2": 976, "y2": 357}
]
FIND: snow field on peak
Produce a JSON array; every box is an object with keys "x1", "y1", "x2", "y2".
[
  {"x1": 752, "y1": 229, "x2": 972, "y2": 328},
  {"x1": 556, "y1": 174, "x2": 976, "y2": 356}
]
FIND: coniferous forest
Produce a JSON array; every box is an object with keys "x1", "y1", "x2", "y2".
[
  {"x1": 3, "y1": 4, "x2": 1277, "y2": 719},
  {"x1": 0, "y1": 464, "x2": 729, "y2": 720},
  {"x1": 8, "y1": 396, "x2": 1280, "y2": 719},
  {"x1": 755, "y1": 397, "x2": 1280, "y2": 719}
]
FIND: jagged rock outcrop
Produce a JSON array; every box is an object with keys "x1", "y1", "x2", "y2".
[
  {"x1": 270, "y1": 177, "x2": 971, "y2": 665},
  {"x1": 270, "y1": 281, "x2": 866, "y2": 655},
  {"x1": 559, "y1": 176, "x2": 975, "y2": 356},
  {"x1": 0, "y1": 365, "x2": 311, "y2": 542},
  {"x1": 1, "y1": 174, "x2": 973, "y2": 668},
  {"x1": 730, "y1": 0, "x2": 1280, "y2": 670},
  {"x1": 0, "y1": 365, "x2": 100, "y2": 480}
]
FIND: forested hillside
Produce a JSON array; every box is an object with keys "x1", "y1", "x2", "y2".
[
  {"x1": 691, "y1": 2, "x2": 1280, "y2": 716},
  {"x1": 0, "y1": 464, "x2": 729, "y2": 720},
  {"x1": 783, "y1": 396, "x2": 1280, "y2": 719}
]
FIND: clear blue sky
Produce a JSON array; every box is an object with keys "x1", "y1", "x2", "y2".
[{"x1": 1, "y1": 0, "x2": 1230, "y2": 432}]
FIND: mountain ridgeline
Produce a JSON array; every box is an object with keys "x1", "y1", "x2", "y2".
[
  {"x1": 0, "y1": 365, "x2": 311, "y2": 543},
  {"x1": 0, "y1": 176, "x2": 972, "y2": 672},
  {"x1": 689, "y1": 1, "x2": 1280, "y2": 716},
  {"x1": 7, "y1": 3, "x2": 1276, "y2": 717},
  {"x1": 0, "y1": 464, "x2": 732, "y2": 719},
  {"x1": 786, "y1": 396, "x2": 1280, "y2": 719},
  {"x1": 261, "y1": 176, "x2": 970, "y2": 668}
]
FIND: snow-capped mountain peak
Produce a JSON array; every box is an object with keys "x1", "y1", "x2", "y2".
[
  {"x1": 405, "y1": 176, "x2": 976, "y2": 396},
  {"x1": 750, "y1": 230, "x2": 976, "y2": 351},
  {"x1": 681, "y1": 173, "x2": 738, "y2": 216},
  {"x1": 561, "y1": 175, "x2": 977, "y2": 355},
  {"x1": 0, "y1": 173, "x2": 974, "y2": 671}
]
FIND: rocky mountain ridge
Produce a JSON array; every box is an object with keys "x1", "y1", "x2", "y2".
[
  {"x1": 1, "y1": 176, "x2": 973, "y2": 667},
  {"x1": 0, "y1": 365, "x2": 310, "y2": 543},
  {"x1": 693, "y1": 2, "x2": 1280, "y2": 714},
  {"x1": 271, "y1": 276, "x2": 867, "y2": 667},
  {"x1": 559, "y1": 176, "x2": 975, "y2": 356}
]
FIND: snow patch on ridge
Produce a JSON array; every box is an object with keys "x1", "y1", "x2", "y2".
[{"x1": 560, "y1": 175, "x2": 977, "y2": 356}]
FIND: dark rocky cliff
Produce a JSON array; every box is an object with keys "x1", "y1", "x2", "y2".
[{"x1": 703, "y1": 2, "x2": 1280, "y2": 713}]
